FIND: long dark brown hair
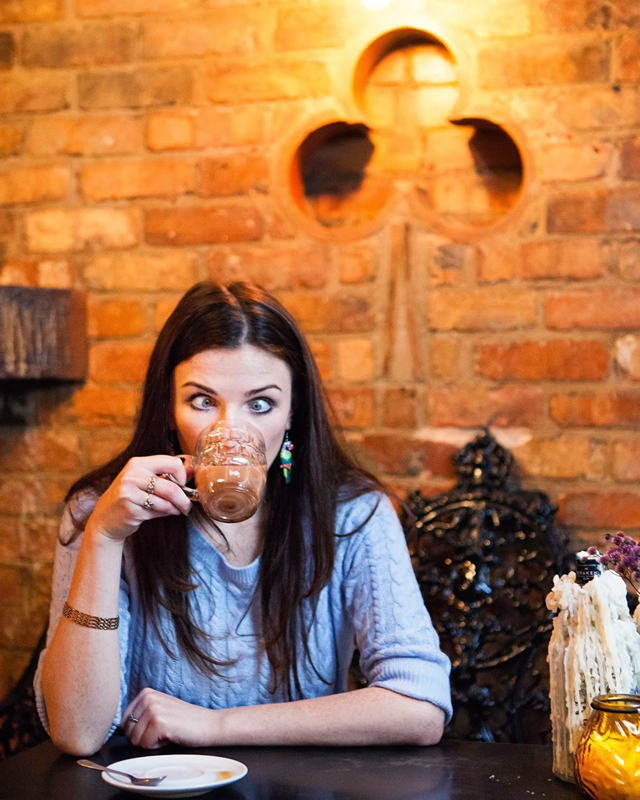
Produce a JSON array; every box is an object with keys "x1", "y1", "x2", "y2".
[{"x1": 66, "y1": 282, "x2": 384, "y2": 698}]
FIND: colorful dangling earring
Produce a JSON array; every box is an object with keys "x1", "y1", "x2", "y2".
[{"x1": 279, "y1": 431, "x2": 294, "y2": 484}]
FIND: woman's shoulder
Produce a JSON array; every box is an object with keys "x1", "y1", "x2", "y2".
[{"x1": 335, "y1": 489, "x2": 401, "y2": 537}]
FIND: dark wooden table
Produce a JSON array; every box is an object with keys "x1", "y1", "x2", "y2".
[{"x1": 0, "y1": 736, "x2": 582, "y2": 800}]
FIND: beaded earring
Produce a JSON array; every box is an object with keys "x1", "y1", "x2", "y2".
[{"x1": 279, "y1": 431, "x2": 294, "y2": 484}]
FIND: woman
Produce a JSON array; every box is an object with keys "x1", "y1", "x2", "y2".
[{"x1": 36, "y1": 282, "x2": 452, "y2": 756}]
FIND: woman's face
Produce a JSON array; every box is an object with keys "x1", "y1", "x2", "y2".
[{"x1": 172, "y1": 345, "x2": 293, "y2": 469}]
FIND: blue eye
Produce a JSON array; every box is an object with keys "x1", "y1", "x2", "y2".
[
  {"x1": 189, "y1": 394, "x2": 214, "y2": 410},
  {"x1": 249, "y1": 398, "x2": 273, "y2": 414}
]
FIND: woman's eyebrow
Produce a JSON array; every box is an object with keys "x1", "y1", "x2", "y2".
[
  {"x1": 182, "y1": 381, "x2": 217, "y2": 394},
  {"x1": 246, "y1": 385, "x2": 282, "y2": 396}
]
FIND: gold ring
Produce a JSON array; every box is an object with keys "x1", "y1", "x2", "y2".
[
  {"x1": 147, "y1": 475, "x2": 157, "y2": 494},
  {"x1": 143, "y1": 493, "x2": 154, "y2": 510}
]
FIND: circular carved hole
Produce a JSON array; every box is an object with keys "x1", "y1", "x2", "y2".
[
  {"x1": 291, "y1": 121, "x2": 391, "y2": 229},
  {"x1": 415, "y1": 118, "x2": 524, "y2": 229}
]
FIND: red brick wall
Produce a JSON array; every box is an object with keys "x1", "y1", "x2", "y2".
[{"x1": 2, "y1": 0, "x2": 640, "y2": 692}]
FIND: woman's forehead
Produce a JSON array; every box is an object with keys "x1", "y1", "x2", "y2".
[{"x1": 174, "y1": 345, "x2": 292, "y2": 387}]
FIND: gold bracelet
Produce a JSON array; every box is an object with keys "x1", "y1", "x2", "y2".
[{"x1": 62, "y1": 600, "x2": 119, "y2": 630}]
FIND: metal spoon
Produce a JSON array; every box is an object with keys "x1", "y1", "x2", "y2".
[{"x1": 77, "y1": 759, "x2": 167, "y2": 786}]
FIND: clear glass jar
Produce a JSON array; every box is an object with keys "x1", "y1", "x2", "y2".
[{"x1": 574, "y1": 694, "x2": 640, "y2": 800}]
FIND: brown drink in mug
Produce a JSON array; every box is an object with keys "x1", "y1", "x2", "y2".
[{"x1": 190, "y1": 420, "x2": 268, "y2": 523}]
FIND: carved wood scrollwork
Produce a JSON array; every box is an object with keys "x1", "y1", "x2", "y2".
[{"x1": 405, "y1": 430, "x2": 567, "y2": 743}]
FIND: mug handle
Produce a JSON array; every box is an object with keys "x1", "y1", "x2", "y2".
[{"x1": 159, "y1": 472, "x2": 199, "y2": 502}]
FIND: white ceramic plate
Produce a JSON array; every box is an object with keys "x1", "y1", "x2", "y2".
[{"x1": 100, "y1": 754, "x2": 248, "y2": 797}]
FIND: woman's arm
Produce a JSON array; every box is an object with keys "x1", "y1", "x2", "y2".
[
  {"x1": 40, "y1": 456, "x2": 192, "y2": 756},
  {"x1": 123, "y1": 685, "x2": 445, "y2": 749}
]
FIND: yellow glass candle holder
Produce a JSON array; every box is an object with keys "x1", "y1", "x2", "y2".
[{"x1": 574, "y1": 694, "x2": 640, "y2": 800}]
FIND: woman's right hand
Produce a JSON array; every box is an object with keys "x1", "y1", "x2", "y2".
[{"x1": 86, "y1": 455, "x2": 194, "y2": 542}]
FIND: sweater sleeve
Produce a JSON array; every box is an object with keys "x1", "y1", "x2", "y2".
[
  {"x1": 340, "y1": 493, "x2": 453, "y2": 723},
  {"x1": 33, "y1": 503, "x2": 132, "y2": 740}
]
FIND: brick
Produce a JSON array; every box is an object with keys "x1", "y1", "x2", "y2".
[
  {"x1": 439, "y1": 0, "x2": 530, "y2": 37},
  {"x1": 0, "y1": 75, "x2": 69, "y2": 113},
  {"x1": 89, "y1": 341, "x2": 154, "y2": 383},
  {"x1": 428, "y1": 241, "x2": 475, "y2": 286},
  {"x1": 383, "y1": 388, "x2": 418, "y2": 428},
  {"x1": 0, "y1": 429, "x2": 79, "y2": 473},
  {"x1": 476, "y1": 241, "x2": 521, "y2": 283},
  {"x1": 87, "y1": 298, "x2": 146, "y2": 337},
  {"x1": 84, "y1": 250, "x2": 196, "y2": 291},
  {"x1": 20, "y1": 517, "x2": 60, "y2": 561},
  {"x1": 26, "y1": 115, "x2": 141, "y2": 156},
  {"x1": 206, "y1": 59, "x2": 331, "y2": 103},
  {"x1": 475, "y1": 340, "x2": 609, "y2": 381},
  {"x1": 85, "y1": 428, "x2": 131, "y2": 468},
  {"x1": 70, "y1": 385, "x2": 139, "y2": 426},
  {"x1": 275, "y1": 7, "x2": 345, "y2": 50},
  {"x1": 337, "y1": 339, "x2": 374, "y2": 383},
  {"x1": 513, "y1": 437, "x2": 605, "y2": 480},
  {"x1": 0, "y1": 478, "x2": 44, "y2": 515},
  {"x1": 22, "y1": 23, "x2": 136, "y2": 68},
  {"x1": 0, "y1": 256, "x2": 71, "y2": 288},
  {"x1": 0, "y1": 517, "x2": 20, "y2": 563},
  {"x1": 153, "y1": 297, "x2": 179, "y2": 333},
  {"x1": 562, "y1": 491, "x2": 640, "y2": 527},
  {"x1": 145, "y1": 206, "x2": 264, "y2": 246},
  {"x1": 354, "y1": 435, "x2": 456, "y2": 478},
  {"x1": 79, "y1": 67, "x2": 193, "y2": 110},
  {"x1": 554, "y1": 85, "x2": 640, "y2": 132},
  {"x1": 142, "y1": 10, "x2": 271, "y2": 59},
  {"x1": 534, "y1": 0, "x2": 639, "y2": 31},
  {"x1": 520, "y1": 239, "x2": 607, "y2": 280},
  {"x1": 0, "y1": 165, "x2": 68, "y2": 205},
  {"x1": 280, "y1": 293, "x2": 375, "y2": 334},
  {"x1": 38, "y1": 258, "x2": 72, "y2": 288},
  {"x1": 615, "y1": 334, "x2": 640, "y2": 378},
  {"x1": 0, "y1": 0, "x2": 62, "y2": 22},
  {"x1": 208, "y1": 244, "x2": 328, "y2": 291},
  {"x1": 619, "y1": 136, "x2": 640, "y2": 179},
  {"x1": 361, "y1": 86, "x2": 395, "y2": 129},
  {"x1": 618, "y1": 240, "x2": 640, "y2": 280},
  {"x1": 0, "y1": 124, "x2": 22, "y2": 156},
  {"x1": 80, "y1": 159, "x2": 194, "y2": 201},
  {"x1": 428, "y1": 288, "x2": 537, "y2": 331},
  {"x1": 548, "y1": 187, "x2": 640, "y2": 233},
  {"x1": 617, "y1": 32, "x2": 640, "y2": 82},
  {"x1": 77, "y1": 0, "x2": 201, "y2": 15},
  {"x1": 146, "y1": 106, "x2": 263, "y2": 152},
  {"x1": 326, "y1": 387, "x2": 374, "y2": 428},
  {"x1": 340, "y1": 245, "x2": 377, "y2": 285},
  {"x1": 308, "y1": 341, "x2": 331, "y2": 382},
  {"x1": 550, "y1": 391, "x2": 640, "y2": 426},
  {"x1": 0, "y1": 257, "x2": 38, "y2": 286},
  {"x1": 538, "y1": 140, "x2": 612, "y2": 181},
  {"x1": 429, "y1": 337, "x2": 460, "y2": 382},
  {"x1": 198, "y1": 154, "x2": 268, "y2": 197},
  {"x1": 547, "y1": 190, "x2": 606, "y2": 233},
  {"x1": 412, "y1": 45, "x2": 458, "y2": 84},
  {"x1": 428, "y1": 385, "x2": 545, "y2": 427},
  {"x1": 25, "y1": 208, "x2": 141, "y2": 253},
  {"x1": 546, "y1": 289, "x2": 640, "y2": 329},
  {"x1": 613, "y1": 440, "x2": 640, "y2": 481},
  {"x1": 478, "y1": 37, "x2": 609, "y2": 88},
  {"x1": 0, "y1": 32, "x2": 15, "y2": 68}
]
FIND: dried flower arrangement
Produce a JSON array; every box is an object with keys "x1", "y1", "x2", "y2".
[{"x1": 588, "y1": 532, "x2": 640, "y2": 629}]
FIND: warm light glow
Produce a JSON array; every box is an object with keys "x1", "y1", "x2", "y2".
[{"x1": 361, "y1": 0, "x2": 391, "y2": 9}]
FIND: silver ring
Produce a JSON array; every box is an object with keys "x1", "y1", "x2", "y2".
[
  {"x1": 129, "y1": 714, "x2": 139, "y2": 724},
  {"x1": 147, "y1": 475, "x2": 157, "y2": 495},
  {"x1": 143, "y1": 493, "x2": 154, "y2": 510}
]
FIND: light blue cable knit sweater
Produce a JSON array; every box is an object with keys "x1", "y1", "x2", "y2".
[{"x1": 34, "y1": 492, "x2": 452, "y2": 737}]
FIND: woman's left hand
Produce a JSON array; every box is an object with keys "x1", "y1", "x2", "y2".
[{"x1": 122, "y1": 688, "x2": 217, "y2": 749}]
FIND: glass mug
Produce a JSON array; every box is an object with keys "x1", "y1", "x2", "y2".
[
  {"x1": 184, "y1": 420, "x2": 268, "y2": 523},
  {"x1": 574, "y1": 694, "x2": 640, "y2": 800}
]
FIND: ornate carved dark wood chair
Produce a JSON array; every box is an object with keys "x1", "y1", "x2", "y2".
[
  {"x1": 0, "y1": 627, "x2": 48, "y2": 760},
  {"x1": 404, "y1": 430, "x2": 567, "y2": 743}
]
